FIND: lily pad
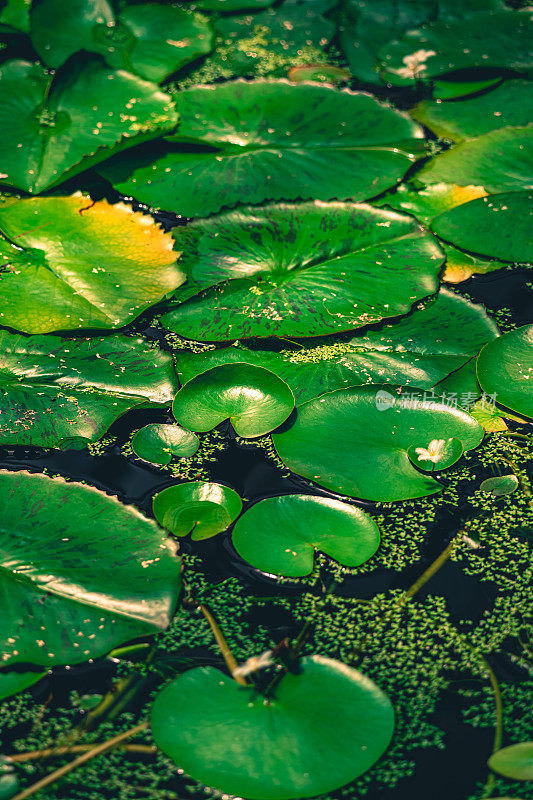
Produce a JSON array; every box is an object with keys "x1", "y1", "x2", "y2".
[
  {"x1": 31, "y1": 0, "x2": 213, "y2": 82},
  {"x1": 0, "y1": 0, "x2": 30, "y2": 32},
  {"x1": 407, "y1": 436, "x2": 463, "y2": 471},
  {"x1": 0, "y1": 330, "x2": 179, "y2": 449},
  {"x1": 288, "y1": 65, "x2": 351, "y2": 84},
  {"x1": 0, "y1": 58, "x2": 178, "y2": 194},
  {"x1": 480, "y1": 475, "x2": 519, "y2": 497},
  {"x1": 0, "y1": 470, "x2": 181, "y2": 668},
  {"x1": 431, "y1": 191, "x2": 533, "y2": 264},
  {"x1": 153, "y1": 481, "x2": 242, "y2": 540},
  {"x1": 151, "y1": 655, "x2": 394, "y2": 799},
  {"x1": 273, "y1": 385, "x2": 484, "y2": 501},
  {"x1": 432, "y1": 76, "x2": 503, "y2": 101},
  {"x1": 0, "y1": 670, "x2": 46, "y2": 701},
  {"x1": 100, "y1": 80, "x2": 425, "y2": 217},
  {"x1": 0, "y1": 195, "x2": 184, "y2": 333},
  {"x1": 172, "y1": 364, "x2": 294, "y2": 438},
  {"x1": 132, "y1": 424, "x2": 199, "y2": 466},
  {"x1": 476, "y1": 325, "x2": 533, "y2": 419},
  {"x1": 412, "y1": 80, "x2": 533, "y2": 142},
  {"x1": 162, "y1": 201, "x2": 443, "y2": 340},
  {"x1": 379, "y1": 10, "x2": 533, "y2": 86},
  {"x1": 174, "y1": 289, "x2": 499, "y2": 403},
  {"x1": 488, "y1": 743, "x2": 533, "y2": 781},
  {"x1": 417, "y1": 126, "x2": 533, "y2": 194},
  {"x1": 232, "y1": 494, "x2": 380, "y2": 576}
]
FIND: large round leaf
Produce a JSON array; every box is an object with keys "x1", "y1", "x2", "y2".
[
  {"x1": 132, "y1": 424, "x2": 199, "y2": 466},
  {"x1": 431, "y1": 191, "x2": 533, "y2": 264},
  {"x1": 174, "y1": 289, "x2": 499, "y2": 403},
  {"x1": 100, "y1": 80, "x2": 425, "y2": 217},
  {"x1": 417, "y1": 126, "x2": 533, "y2": 193},
  {"x1": 488, "y1": 743, "x2": 533, "y2": 781},
  {"x1": 151, "y1": 655, "x2": 394, "y2": 799},
  {"x1": 0, "y1": 330, "x2": 179, "y2": 448},
  {"x1": 0, "y1": 58, "x2": 177, "y2": 194},
  {"x1": 476, "y1": 326, "x2": 533, "y2": 419},
  {"x1": 172, "y1": 364, "x2": 295, "y2": 438},
  {"x1": 412, "y1": 80, "x2": 533, "y2": 142},
  {"x1": 232, "y1": 494, "x2": 380, "y2": 576},
  {"x1": 379, "y1": 10, "x2": 533, "y2": 86},
  {"x1": 153, "y1": 481, "x2": 242, "y2": 540},
  {"x1": 0, "y1": 195, "x2": 184, "y2": 333},
  {"x1": 0, "y1": 470, "x2": 181, "y2": 668},
  {"x1": 31, "y1": 0, "x2": 213, "y2": 82},
  {"x1": 273, "y1": 385, "x2": 484, "y2": 501},
  {"x1": 161, "y1": 202, "x2": 443, "y2": 340}
]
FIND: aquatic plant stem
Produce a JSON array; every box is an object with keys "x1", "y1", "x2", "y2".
[
  {"x1": 10, "y1": 721, "x2": 149, "y2": 800},
  {"x1": 472, "y1": 652, "x2": 503, "y2": 799},
  {"x1": 398, "y1": 531, "x2": 463, "y2": 605},
  {"x1": 10, "y1": 742, "x2": 156, "y2": 763},
  {"x1": 198, "y1": 604, "x2": 248, "y2": 686}
]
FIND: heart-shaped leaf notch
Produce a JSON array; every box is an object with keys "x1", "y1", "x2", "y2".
[
  {"x1": 162, "y1": 201, "x2": 444, "y2": 341},
  {"x1": 476, "y1": 325, "x2": 533, "y2": 419},
  {"x1": 153, "y1": 481, "x2": 242, "y2": 540},
  {"x1": 0, "y1": 470, "x2": 181, "y2": 669},
  {"x1": 132, "y1": 424, "x2": 199, "y2": 466},
  {"x1": 232, "y1": 494, "x2": 380, "y2": 577},
  {"x1": 151, "y1": 655, "x2": 394, "y2": 799},
  {"x1": 0, "y1": 195, "x2": 184, "y2": 334},
  {"x1": 0, "y1": 58, "x2": 178, "y2": 194},
  {"x1": 273, "y1": 386, "x2": 484, "y2": 501},
  {"x1": 31, "y1": 0, "x2": 213, "y2": 82},
  {"x1": 172, "y1": 364, "x2": 295, "y2": 438}
]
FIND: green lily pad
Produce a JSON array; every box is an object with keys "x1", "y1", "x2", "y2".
[
  {"x1": 273, "y1": 385, "x2": 484, "y2": 501},
  {"x1": 379, "y1": 10, "x2": 533, "y2": 86},
  {"x1": 0, "y1": 670, "x2": 46, "y2": 701},
  {"x1": 0, "y1": 757, "x2": 18, "y2": 800},
  {"x1": 412, "y1": 80, "x2": 533, "y2": 142},
  {"x1": 100, "y1": 80, "x2": 425, "y2": 217},
  {"x1": 476, "y1": 325, "x2": 533, "y2": 419},
  {"x1": 432, "y1": 76, "x2": 503, "y2": 101},
  {"x1": 431, "y1": 191, "x2": 533, "y2": 264},
  {"x1": 0, "y1": 470, "x2": 181, "y2": 668},
  {"x1": 418, "y1": 126, "x2": 533, "y2": 194},
  {"x1": 0, "y1": 330, "x2": 179, "y2": 449},
  {"x1": 0, "y1": 0, "x2": 30, "y2": 32},
  {"x1": 153, "y1": 481, "x2": 242, "y2": 540},
  {"x1": 232, "y1": 494, "x2": 380, "y2": 576},
  {"x1": 132, "y1": 424, "x2": 199, "y2": 466},
  {"x1": 172, "y1": 364, "x2": 294, "y2": 438},
  {"x1": 151, "y1": 655, "x2": 394, "y2": 799},
  {"x1": 488, "y1": 743, "x2": 533, "y2": 781},
  {"x1": 0, "y1": 58, "x2": 177, "y2": 194},
  {"x1": 174, "y1": 289, "x2": 499, "y2": 403},
  {"x1": 480, "y1": 475, "x2": 519, "y2": 496},
  {"x1": 0, "y1": 195, "x2": 184, "y2": 333},
  {"x1": 31, "y1": 0, "x2": 213, "y2": 82},
  {"x1": 161, "y1": 201, "x2": 443, "y2": 340}
]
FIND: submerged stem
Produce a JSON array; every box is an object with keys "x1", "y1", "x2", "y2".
[
  {"x1": 10, "y1": 742, "x2": 156, "y2": 763},
  {"x1": 10, "y1": 721, "x2": 149, "y2": 800}
]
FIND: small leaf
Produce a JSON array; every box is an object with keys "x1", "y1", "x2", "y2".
[
  {"x1": 480, "y1": 475, "x2": 519, "y2": 496},
  {"x1": 488, "y1": 742, "x2": 533, "y2": 781},
  {"x1": 132, "y1": 424, "x2": 199, "y2": 466},
  {"x1": 151, "y1": 656, "x2": 394, "y2": 799},
  {"x1": 0, "y1": 195, "x2": 184, "y2": 333},
  {"x1": 172, "y1": 364, "x2": 295, "y2": 438},
  {"x1": 232, "y1": 494, "x2": 380, "y2": 576},
  {"x1": 288, "y1": 64, "x2": 350, "y2": 84},
  {"x1": 0, "y1": 670, "x2": 46, "y2": 701},
  {"x1": 153, "y1": 481, "x2": 242, "y2": 540},
  {"x1": 0, "y1": 470, "x2": 181, "y2": 668}
]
